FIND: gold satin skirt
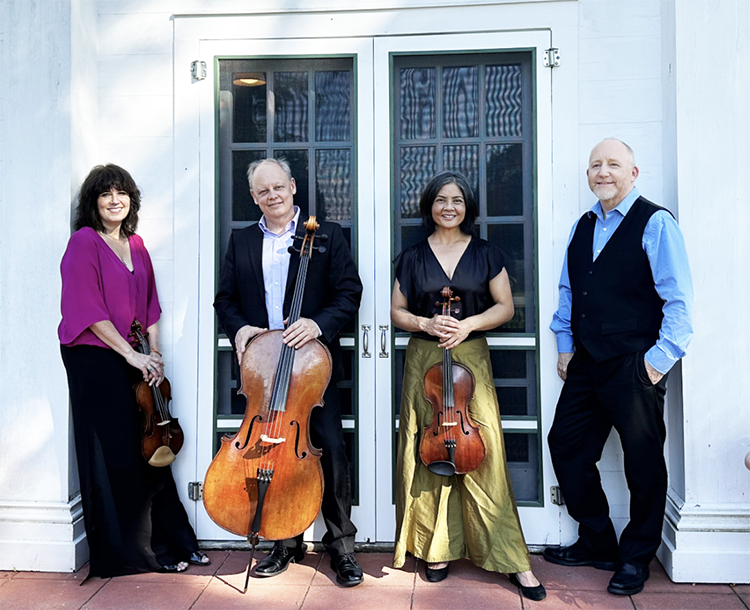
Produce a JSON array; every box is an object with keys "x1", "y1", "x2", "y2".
[{"x1": 393, "y1": 337, "x2": 531, "y2": 574}]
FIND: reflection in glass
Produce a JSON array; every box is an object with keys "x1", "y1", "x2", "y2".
[
  {"x1": 400, "y1": 146, "x2": 436, "y2": 217},
  {"x1": 274, "y1": 72, "x2": 309, "y2": 142},
  {"x1": 497, "y1": 387, "x2": 528, "y2": 416},
  {"x1": 443, "y1": 145, "x2": 479, "y2": 197},
  {"x1": 487, "y1": 144, "x2": 523, "y2": 217},
  {"x1": 400, "y1": 68, "x2": 436, "y2": 140},
  {"x1": 232, "y1": 150, "x2": 266, "y2": 222},
  {"x1": 316, "y1": 71, "x2": 351, "y2": 142},
  {"x1": 216, "y1": 351, "x2": 246, "y2": 415},
  {"x1": 489, "y1": 349, "x2": 527, "y2": 379},
  {"x1": 505, "y1": 432, "x2": 539, "y2": 502},
  {"x1": 488, "y1": 223, "x2": 525, "y2": 297},
  {"x1": 486, "y1": 64, "x2": 522, "y2": 137},
  {"x1": 233, "y1": 74, "x2": 267, "y2": 143},
  {"x1": 274, "y1": 150, "x2": 309, "y2": 214},
  {"x1": 443, "y1": 66, "x2": 478, "y2": 138},
  {"x1": 315, "y1": 149, "x2": 351, "y2": 221}
]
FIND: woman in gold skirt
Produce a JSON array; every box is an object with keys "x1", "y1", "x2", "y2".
[{"x1": 391, "y1": 172, "x2": 545, "y2": 601}]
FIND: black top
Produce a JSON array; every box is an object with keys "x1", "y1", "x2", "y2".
[
  {"x1": 568, "y1": 197, "x2": 665, "y2": 362},
  {"x1": 394, "y1": 236, "x2": 506, "y2": 341}
]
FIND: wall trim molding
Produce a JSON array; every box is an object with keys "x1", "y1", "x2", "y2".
[
  {"x1": 0, "y1": 495, "x2": 88, "y2": 572},
  {"x1": 659, "y1": 494, "x2": 750, "y2": 584}
]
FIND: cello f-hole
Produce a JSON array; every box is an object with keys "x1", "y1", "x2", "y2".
[
  {"x1": 290, "y1": 420, "x2": 307, "y2": 459},
  {"x1": 236, "y1": 414, "x2": 263, "y2": 450}
]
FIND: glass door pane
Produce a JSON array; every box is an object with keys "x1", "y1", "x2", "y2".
[{"x1": 391, "y1": 51, "x2": 540, "y2": 505}]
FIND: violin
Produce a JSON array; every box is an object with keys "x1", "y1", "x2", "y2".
[
  {"x1": 202, "y1": 217, "x2": 330, "y2": 592},
  {"x1": 129, "y1": 320, "x2": 184, "y2": 467},
  {"x1": 419, "y1": 287, "x2": 486, "y2": 477}
]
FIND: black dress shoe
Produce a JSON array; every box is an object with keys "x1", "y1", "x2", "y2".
[
  {"x1": 509, "y1": 573, "x2": 547, "y2": 601},
  {"x1": 543, "y1": 540, "x2": 618, "y2": 571},
  {"x1": 607, "y1": 563, "x2": 649, "y2": 595},
  {"x1": 255, "y1": 542, "x2": 304, "y2": 577},
  {"x1": 330, "y1": 552, "x2": 363, "y2": 587},
  {"x1": 425, "y1": 563, "x2": 449, "y2": 582}
]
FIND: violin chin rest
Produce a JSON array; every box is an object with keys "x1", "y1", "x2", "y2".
[
  {"x1": 148, "y1": 447, "x2": 177, "y2": 467},
  {"x1": 427, "y1": 460, "x2": 456, "y2": 477}
]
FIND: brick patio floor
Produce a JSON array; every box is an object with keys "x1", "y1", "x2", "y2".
[{"x1": 1, "y1": 552, "x2": 747, "y2": 610}]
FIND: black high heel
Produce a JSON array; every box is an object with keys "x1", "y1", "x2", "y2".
[
  {"x1": 425, "y1": 563, "x2": 449, "y2": 582},
  {"x1": 509, "y1": 573, "x2": 546, "y2": 601}
]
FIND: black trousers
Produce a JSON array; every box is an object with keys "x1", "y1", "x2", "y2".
[
  {"x1": 548, "y1": 348, "x2": 668, "y2": 568},
  {"x1": 279, "y1": 382, "x2": 357, "y2": 559}
]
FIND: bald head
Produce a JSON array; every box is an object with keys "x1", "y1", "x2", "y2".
[{"x1": 587, "y1": 139, "x2": 639, "y2": 211}]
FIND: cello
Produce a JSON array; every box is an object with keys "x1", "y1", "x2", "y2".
[
  {"x1": 202, "y1": 217, "x2": 330, "y2": 591},
  {"x1": 129, "y1": 320, "x2": 184, "y2": 467},
  {"x1": 419, "y1": 287, "x2": 487, "y2": 477}
]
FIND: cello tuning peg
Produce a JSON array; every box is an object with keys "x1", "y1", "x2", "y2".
[
  {"x1": 317, "y1": 234, "x2": 329, "y2": 242},
  {"x1": 312, "y1": 245, "x2": 327, "y2": 253},
  {"x1": 287, "y1": 245, "x2": 301, "y2": 254},
  {"x1": 292, "y1": 233, "x2": 305, "y2": 241}
]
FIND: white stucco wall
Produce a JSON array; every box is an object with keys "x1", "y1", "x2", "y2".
[
  {"x1": 657, "y1": 0, "x2": 750, "y2": 583},
  {"x1": 0, "y1": 0, "x2": 97, "y2": 571}
]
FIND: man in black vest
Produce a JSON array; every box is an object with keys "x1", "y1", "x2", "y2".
[
  {"x1": 214, "y1": 158, "x2": 364, "y2": 586},
  {"x1": 544, "y1": 139, "x2": 693, "y2": 595}
]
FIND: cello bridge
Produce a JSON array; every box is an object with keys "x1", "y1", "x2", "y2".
[
  {"x1": 260, "y1": 434, "x2": 286, "y2": 444},
  {"x1": 441, "y1": 422, "x2": 458, "y2": 428}
]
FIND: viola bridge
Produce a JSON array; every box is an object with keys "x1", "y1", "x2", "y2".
[
  {"x1": 156, "y1": 419, "x2": 171, "y2": 426},
  {"x1": 441, "y1": 421, "x2": 458, "y2": 427},
  {"x1": 259, "y1": 434, "x2": 286, "y2": 444}
]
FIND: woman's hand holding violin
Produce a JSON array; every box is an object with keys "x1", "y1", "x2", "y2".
[{"x1": 125, "y1": 350, "x2": 164, "y2": 386}]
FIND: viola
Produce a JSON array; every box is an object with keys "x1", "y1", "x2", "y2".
[
  {"x1": 129, "y1": 320, "x2": 184, "y2": 467},
  {"x1": 202, "y1": 217, "x2": 329, "y2": 592},
  {"x1": 419, "y1": 287, "x2": 486, "y2": 477}
]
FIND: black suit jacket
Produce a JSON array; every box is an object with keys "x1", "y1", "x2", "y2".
[{"x1": 214, "y1": 218, "x2": 362, "y2": 378}]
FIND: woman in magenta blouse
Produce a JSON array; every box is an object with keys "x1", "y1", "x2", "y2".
[{"x1": 59, "y1": 164, "x2": 209, "y2": 577}]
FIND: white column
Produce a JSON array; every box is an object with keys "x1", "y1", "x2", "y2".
[
  {"x1": 0, "y1": 0, "x2": 97, "y2": 572},
  {"x1": 659, "y1": 0, "x2": 750, "y2": 584}
]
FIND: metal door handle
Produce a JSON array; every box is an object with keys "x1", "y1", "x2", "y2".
[
  {"x1": 379, "y1": 325, "x2": 389, "y2": 358},
  {"x1": 362, "y1": 325, "x2": 371, "y2": 358}
]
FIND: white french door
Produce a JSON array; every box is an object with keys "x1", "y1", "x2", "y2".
[{"x1": 173, "y1": 25, "x2": 564, "y2": 547}]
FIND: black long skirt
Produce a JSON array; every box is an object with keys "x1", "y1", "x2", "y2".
[{"x1": 61, "y1": 345, "x2": 199, "y2": 577}]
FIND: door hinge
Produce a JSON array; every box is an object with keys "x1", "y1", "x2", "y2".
[
  {"x1": 188, "y1": 481, "x2": 203, "y2": 501},
  {"x1": 191, "y1": 60, "x2": 207, "y2": 81},
  {"x1": 543, "y1": 48, "x2": 561, "y2": 68},
  {"x1": 550, "y1": 486, "x2": 565, "y2": 505}
]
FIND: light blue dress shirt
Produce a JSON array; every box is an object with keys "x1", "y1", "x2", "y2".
[
  {"x1": 550, "y1": 187, "x2": 693, "y2": 374},
  {"x1": 259, "y1": 207, "x2": 300, "y2": 330}
]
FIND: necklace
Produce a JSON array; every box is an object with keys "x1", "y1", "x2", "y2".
[{"x1": 100, "y1": 231, "x2": 129, "y2": 264}]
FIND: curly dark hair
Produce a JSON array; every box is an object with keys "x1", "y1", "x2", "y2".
[
  {"x1": 74, "y1": 164, "x2": 141, "y2": 237},
  {"x1": 419, "y1": 171, "x2": 478, "y2": 235}
]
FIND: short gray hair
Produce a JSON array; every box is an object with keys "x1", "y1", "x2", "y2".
[{"x1": 246, "y1": 157, "x2": 293, "y2": 191}]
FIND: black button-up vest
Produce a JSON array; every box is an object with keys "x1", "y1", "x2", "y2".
[{"x1": 568, "y1": 196, "x2": 667, "y2": 362}]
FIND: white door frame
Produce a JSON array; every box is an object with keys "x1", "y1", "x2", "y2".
[{"x1": 173, "y1": 10, "x2": 579, "y2": 547}]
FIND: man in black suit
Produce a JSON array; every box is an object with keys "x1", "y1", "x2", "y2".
[{"x1": 214, "y1": 158, "x2": 363, "y2": 586}]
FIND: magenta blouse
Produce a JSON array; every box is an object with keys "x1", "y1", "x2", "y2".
[{"x1": 58, "y1": 227, "x2": 161, "y2": 348}]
